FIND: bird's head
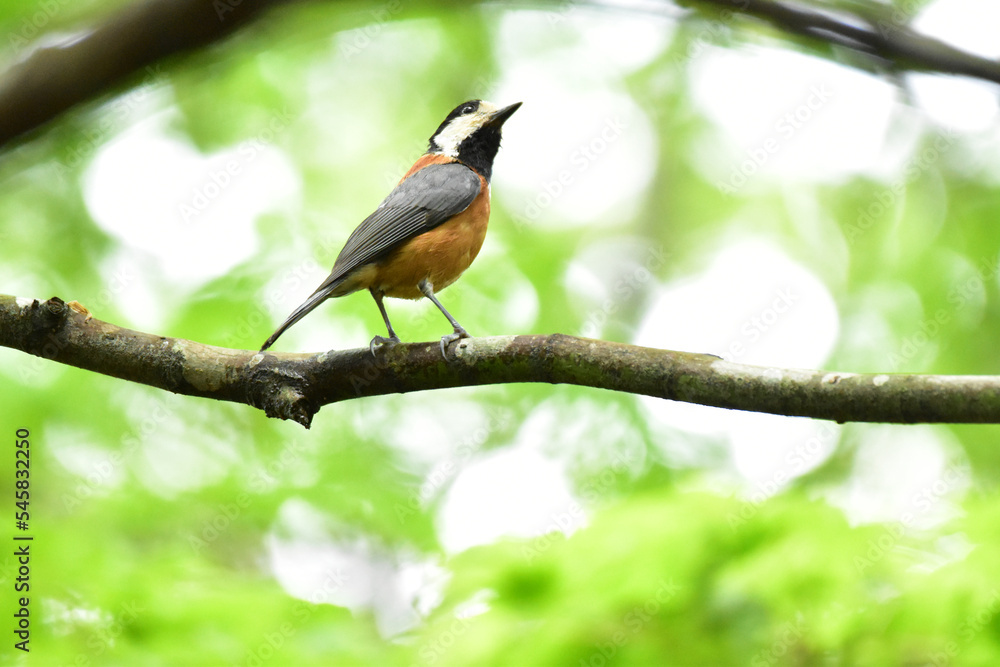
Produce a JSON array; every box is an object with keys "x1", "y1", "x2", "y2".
[{"x1": 428, "y1": 100, "x2": 521, "y2": 180}]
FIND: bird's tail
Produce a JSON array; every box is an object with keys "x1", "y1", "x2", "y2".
[{"x1": 260, "y1": 281, "x2": 342, "y2": 351}]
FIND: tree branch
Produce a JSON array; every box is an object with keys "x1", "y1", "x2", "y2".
[
  {"x1": 0, "y1": 0, "x2": 292, "y2": 148},
  {"x1": 691, "y1": 0, "x2": 1000, "y2": 85},
  {"x1": 2, "y1": 0, "x2": 1000, "y2": 152},
  {"x1": 4, "y1": 294, "x2": 1000, "y2": 429}
]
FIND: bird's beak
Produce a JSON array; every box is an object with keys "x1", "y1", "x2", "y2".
[{"x1": 487, "y1": 102, "x2": 522, "y2": 128}]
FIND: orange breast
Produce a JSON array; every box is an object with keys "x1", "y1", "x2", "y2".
[
  {"x1": 372, "y1": 178, "x2": 490, "y2": 300},
  {"x1": 400, "y1": 153, "x2": 455, "y2": 180}
]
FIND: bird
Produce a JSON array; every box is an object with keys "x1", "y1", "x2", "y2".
[{"x1": 260, "y1": 99, "x2": 521, "y2": 357}]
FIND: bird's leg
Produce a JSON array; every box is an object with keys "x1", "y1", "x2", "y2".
[
  {"x1": 418, "y1": 279, "x2": 469, "y2": 358},
  {"x1": 369, "y1": 288, "x2": 401, "y2": 356}
]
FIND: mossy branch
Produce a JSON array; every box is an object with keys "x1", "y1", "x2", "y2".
[{"x1": 3, "y1": 295, "x2": 1000, "y2": 429}]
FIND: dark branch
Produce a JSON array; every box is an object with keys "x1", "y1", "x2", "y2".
[
  {"x1": 692, "y1": 0, "x2": 1000, "y2": 84},
  {"x1": 4, "y1": 295, "x2": 1000, "y2": 429},
  {"x1": 2, "y1": 0, "x2": 1000, "y2": 152},
  {"x1": 0, "y1": 0, "x2": 291, "y2": 148}
]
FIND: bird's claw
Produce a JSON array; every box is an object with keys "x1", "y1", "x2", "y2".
[
  {"x1": 439, "y1": 327, "x2": 470, "y2": 359},
  {"x1": 370, "y1": 334, "x2": 400, "y2": 357}
]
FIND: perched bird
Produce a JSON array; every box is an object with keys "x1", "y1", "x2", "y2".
[{"x1": 261, "y1": 99, "x2": 521, "y2": 357}]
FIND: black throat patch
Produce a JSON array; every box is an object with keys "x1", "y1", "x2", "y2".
[
  {"x1": 455, "y1": 125, "x2": 502, "y2": 182},
  {"x1": 427, "y1": 100, "x2": 505, "y2": 182}
]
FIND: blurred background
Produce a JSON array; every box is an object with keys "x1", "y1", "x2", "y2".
[{"x1": 3, "y1": 0, "x2": 1000, "y2": 663}]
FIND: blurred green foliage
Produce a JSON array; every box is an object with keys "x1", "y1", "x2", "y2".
[{"x1": 2, "y1": 0, "x2": 1000, "y2": 665}]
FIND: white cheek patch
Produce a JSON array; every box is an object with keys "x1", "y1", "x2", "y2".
[
  {"x1": 435, "y1": 115, "x2": 478, "y2": 156},
  {"x1": 433, "y1": 101, "x2": 500, "y2": 156}
]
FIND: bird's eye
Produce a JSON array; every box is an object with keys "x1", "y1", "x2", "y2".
[{"x1": 461, "y1": 104, "x2": 476, "y2": 115}]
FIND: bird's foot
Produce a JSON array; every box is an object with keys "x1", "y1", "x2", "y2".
[
  {"x1": 370, "y1": 334, "x2": 401, "y2": 357},
  {"x1": 439, "y1": 327, "x2": 470, "y2": 359}
]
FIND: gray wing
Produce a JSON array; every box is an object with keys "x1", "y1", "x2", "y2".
[
  {"x1": 259, "y1": 161, "x2": 480, "y2": 351},
  {"x1": 325, "y1": 162, "x2": 481, "y2": 285}
]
